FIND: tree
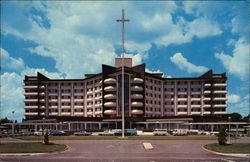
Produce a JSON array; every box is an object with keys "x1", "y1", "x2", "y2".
[
  {"x1": 243, "y1": 114, "x2": 250, "y2": 122},
  {"x1": 218, "y1": 125, "x2": 227, "y2": 145},
  {"x1": 44, "y1": 129, "x2": 50, "y2": 145},
  {"x1": 229, "y1": 113, "x2": 242, "y2": 122}
]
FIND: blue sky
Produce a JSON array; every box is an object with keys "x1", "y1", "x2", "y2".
[{"x1": 1, "y1": 1, "x2": 249, "y2": 121}]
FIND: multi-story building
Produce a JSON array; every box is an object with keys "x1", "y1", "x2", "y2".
[{"x1": 24, "y1": 58, "x2": 227, "y2": 126}]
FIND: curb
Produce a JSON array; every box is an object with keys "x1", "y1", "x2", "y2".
[
  {"x1": 202, "y1": 146, "x2": 250, "y2": 158},
  {"x1": 0, "y1": 145, "x2": 69, "y2": 156}
]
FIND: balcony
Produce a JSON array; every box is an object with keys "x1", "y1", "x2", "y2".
[
  {"x1": 104, "y1": 110, "x2": 116, "y2": 115},
  {"x1": 61, "y1": 86, "x2": 71, "y2": 89},
  {"x1": 177, "y1": 91, "x2": 187, "y2": 95},
  {"x1": 74, "y1": 86, "x2": 84, "y2": 89},
  {"x1": 145, "y1": 111, "x2": 153, "y2": 114},
  {"x1": 24, "y1": 112, "x2": 38, "y2": 116},
  {"x1": 48, "y1": 93, "x2": 58, "y2": 96},
  {"x1": 214, "y1": 111, "x2": 227, "y2": 115},
  {"x1": 164, "y1": 112, "x2": 174, "y2": 115},
  {"x1": 40, "y1": 86, "x2": 45, "y2": 89},
  {"x1": 49, "y1": 99, "x2": 57, "y2": 102},
  {"x1": 61, "y1": 92, "x2": 71, "y2": 96},
  {"x1": 39, "y1": 92, "x2": 45, "y2": 96},
  {"x1": 86, "y1": 105, "x2": 93, "y2": 108},
  {"x1": 213, "y1": 97, "x2": 227, "y2": 101},
  {"x1": 74, "y1": 106, "x2": 84, "y2": 109},
  {"x1": 94, "y1": 111, "x2": 102, "y2": 115},
  {"x1": 49, "y1": 112, "x2": 58, "y2": 116},
  {"x1": 40, "y1": 112, "x2": 45, "y2": 115},
  {"x1": 131, "y1": 109, "x2": 143, "y2": 115},
  {"x1": 61, "y1": 106, "x2": 71, "y2": 109},
  {"x1": 74, "y1": 112, "x2": 84, "y2": 116},
  {"x1": 24, "y1": 92, "x2": 37, "y2": 96},
  {"x1": 131, "y1": 78, "x2": 143, "y2": 84},
  {"x1": 191, "y1": 105, "x2": 200, "y2": 108},
  {"x1": 49, "y1": 106, "x2": 58, "y2": 109},
  {"x1": 104, "y1": 86, "x2": 116, "y2": 92},
  {"x1": 24, "y1": 99, "x2": 38, "y2": 102},
  {"x1": 191, "y1": 98, "x2": 201, "y2": 101},
  {"x1": 204, "y1": 83, "x2": 211, "y2": 87},
  {"x1": 204, "y1": 104, "x2": 211, "y2": 108},
  {"x1": 104, "y1": 102, "x2": 116, "y2": 107},
  {"x1": 95, "y1": 89, "x2": 102, "y2": 93},
  {"x1": 87, "y1": 98, "x2": 93, "y2": 101},
  {"x1": 191, "y1": 84, "x2": 201, "y2": 88},
  {"x1": 39, "y1": 99, "x2": 45, "y2": 102},
  {"x1": 24, "y1": 85, "x2": 38, "y2": 89},
  {"x1": 24, "y1": 106, "x2": 38, "y2": 109},
  {"x1": 191, "y1": 112, "x2": 201, "y2": 115},
  {"x1": 177, "y1": 105, "x2": 188, "y2": 108},
  {"x1": 104, "y1": 78, "x2": 116, "y2": 84},
  {"x1": 203, "y1": 111, "x2": 211, "y2": 115},
  {"x1": 164, "y1": 85, "x2": 174, "y2": 88},
  {"x1": 40, "y1": 106, "x2": 45, "y2": 109},
  {"x1": 203, "y1": 98, "x2": 211, "y2": 101},
  {"x1": 131, "y1": 94, "x2": 143, "y2": 99},
  {"x1": 213, "y1": 90, "x2": 227, "y2": 94},
  {"x1": 177, "y1": 84, "x2": 188, "y2": 88},
  {"x1": 213, "y1": 83, "x2": 227, "y2": 87},
  {"x1": 104, "y1": 94, "x2": 116, "y2": 99},
  {"x1": 164, "y1": 98, "x2": 174, "y2": 101},
  {"x1": 95, "y1": 104, "x2": 102, "y2": 108},
  {"x1": 131, "y1": 86, "x2": 143, "y2": 91},
  {"x1": 61, "y1": 112, "x2": 71, "y2": 116},
  {"x1": 48, "y1": 86, "x2": 58, "y2": 89},
  {"x1": 177, "y1": 112, "x2": 188, "y2": 115},
  {"x1": 177, "y1": 98, "x2": 187, "y2": 102},
  {"x1": 74, "y1": 99, "x2": 84, "y2": 102},
  {"x1": 204, "y1": 90, "x2": 211, "y2": 94},
  {"x1": 191, "y1": 91, "x2": 201, "y2": 95},
  {"x1": 131, "y1": 102, "x2": 143, "y2": 107},
  {"x1": 86, "y1": 91, "x2": 93, "y2": 95},
  {"x1": 214, "y1": 104, "x2": 227, "y2": 108},
  {"x1": 74, "y1": 92, "x2": 83, "y2": 96},
  {"x1": 61, "y1": 99, "x2": 70, "y2": 102}
]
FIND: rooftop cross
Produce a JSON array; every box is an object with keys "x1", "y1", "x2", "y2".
[{"x1": 116, "y1": 8, "x2": 130, "y2": 58}]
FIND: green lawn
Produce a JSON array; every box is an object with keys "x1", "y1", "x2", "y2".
[
  {"x1": 14, "y1": 135, "x2": 219, "y2": 141},
  {"x1": 204, "y1": 143, "x2": 250, "y2": 154},
  {"x1": 0, "y1": 142, "x2": 67, "y2": 153}
]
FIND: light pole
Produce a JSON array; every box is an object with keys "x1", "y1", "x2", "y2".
[
  {"x1": 12, "y1": 111, "x2": 15, "y2": 135},
  {"x1": 228, "y1": 117, "x2": 231, "y2": 144}
]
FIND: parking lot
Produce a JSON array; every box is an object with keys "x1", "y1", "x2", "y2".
[{"x1": 1, "y1": 137, "x2": 249, "y2": 162}]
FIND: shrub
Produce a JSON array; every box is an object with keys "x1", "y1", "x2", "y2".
[
  {"x1": 217, "y1": 126, "x2": 227, "y2": 145},
  {"x1": 44, "y1": 129, "x2": 50, "y2": 145}
]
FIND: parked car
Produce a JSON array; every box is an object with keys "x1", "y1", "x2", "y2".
[
  {"x1": 125, "y1": 129, "x2": 137, "y2": 136},
  {"x1": 21, "y1": 131, "x2": 33, "y2": 136},
  {"x1": 50, "y1": 130, "x2": 66, "y2": 136},
  {"x1": 74, "y1": 131, "x2": 92, "y2": 136},
  {"x1": 98, "y1": 130, "x2": 115, "y2": 136},
  {"x1": 172, "y1": 129, "x2": 188, "y2": 136},
  {"x1": 153, "y1": 129, "x2": 168, "y2": 136},
  {"x1": 34, "y1": 130, "x2": 44, "y2": 136}
]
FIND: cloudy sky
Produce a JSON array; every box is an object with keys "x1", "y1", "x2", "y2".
[{"x1": 1, "y1": 1, "x2": 249, "y2": 121}]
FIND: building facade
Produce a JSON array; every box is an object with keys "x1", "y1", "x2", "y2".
[{"x1": 24, "y1": 58, "x2": 228, "y2": 125}]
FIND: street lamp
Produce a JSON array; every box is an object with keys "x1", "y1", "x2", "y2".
[{"x1": 228, "y1": 116, "x2": 231, "y2": 144}]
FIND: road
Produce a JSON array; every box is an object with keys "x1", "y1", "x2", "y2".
[{"x1": 0, "y1": 137, "x2": 249, "y2": 162}]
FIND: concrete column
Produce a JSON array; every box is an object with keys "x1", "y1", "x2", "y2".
[
  {"x1": 211, "y1": 124, "x2": 214, "y2": 132},
  {"x1": 236, "y1": 124, "x2": 239, "y2": 136},
  {"x1": 12, "y1": 123, "x2": 15, "y2": 135},
  {"x1": 35, "y1": 124, "x2": 38, "y2": 131},
  {"x1": 56, "y1": 124, "x2": 58, "y2": 130},
  {"x1": 68, "y1": 123, "x2": 71, "y2": 131},
  {"x1": 146, "y1": 123, "x2": 149, "y2": 129},
  {"x1": 99, "y1": 123, "x2": 101, "y2": 130},
  {"x1": 84, "y1": 123, "x2": 87, "y2": 130},
  {"x1": 160, "y1": 123, "x2": 163, "y2": 129}
]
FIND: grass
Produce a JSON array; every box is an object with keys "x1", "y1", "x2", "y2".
[
  {"x1": 0, "y1": 142, "x2": 67, "y2": 153},
  {"x1": 204, "y1": 143, "x2": 250, "y2": 154},
  {"x1": 13, "y1": 135, "x2": 219, "y2": 141}
]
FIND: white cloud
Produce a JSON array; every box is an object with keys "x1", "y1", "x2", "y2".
[
  {"x1": 125, "y1": 41, "x2": 151, "y2": 54},
  {"x1": 1, "y1": 72, "x2": 24, "y2": 121},
  {"x1": 170, "y1": 53, "x2": 209, "y2": 74},
  {"x1": 124, "y1": 53, "x2": 148, "y2": 66},
  {"x1": 145, "y1": 68, "x2": 172, "y2": 78},
  {"x1": 227, "y1": 94, "x2": 240, "y2": 103},
  {"x1": 1, "y1": 48, "x2": 25, "y2": 71},
  {"x1": 215, "y1": 37, "x2": 249, "y2": 80}
]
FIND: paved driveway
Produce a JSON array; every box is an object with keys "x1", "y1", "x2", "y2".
[{"x1": 0, "y1": 138, "x2": 249, "y2": 162}]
